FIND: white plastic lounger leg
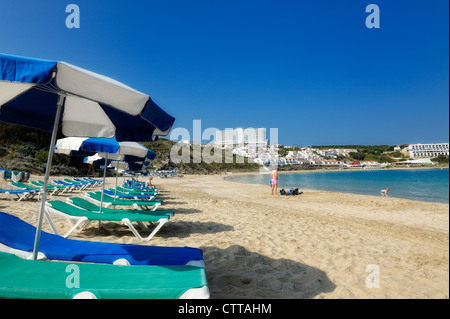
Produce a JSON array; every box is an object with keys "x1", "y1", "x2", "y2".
[
  {"x1": 16, "y1": 193, "x2": 28, "y2": 201},
  {"x1": 186, "y1": 260, "x2": 206, "y2": 268},
  {"x1": 122, "y1": 218, "x2": 143, "y2": 240},
  {"x1": 121, "y1": 218, "x2": 168, "y2": 241},
  {"x1": 151, "y1": 203, "x2": 161, "y2": 211},
  {"x1": 178, "y1": 286, "x2": 210, "y2": 299},
  {"x1": 72, "y1": 291, "x2": 97, "y2": 299},
  {"x1": 80, "y1": 220, "x2": 93, "y2": 231},
  {"x1": 28, "y1": 192, "x2": 38, "y2": 200},
  {"x1": 26, "y1": 192, "x2": 38, "y2": 200},
  {"x1": 19, "y1": 192, "x2": 31, "y2": 201},
  {"x1": 137, "y1": 221, "x2": 150, "y2": 231},
  {"x1": 63, "y1": 217, "x2": 89, "y2": 238},
  {"x1": 0, "y1": 242, "x2": 47, "y2": 260},
  {"x1": 44, "y1": 208, "x2": 60, "y2": 236},
  {"x1": 4, "y1": 192, "x2": 15, "y2": 201},
  {"x1": 145, "y1": 219, "x2": 168, "y2": 241}
]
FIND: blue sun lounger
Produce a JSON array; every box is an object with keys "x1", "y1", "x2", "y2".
[
  {"x1": 0, "y1": 189, "x2": 40, "y2": 201},
  {"x1": 0, "y1": 212, "x2": 205, "y2": 267},
  {"x1": 83, "y1": 177, "x2": 103, "y2": 185},
  {"x1": 53, "y1": 179, "x2": 88, "y2": 190}
]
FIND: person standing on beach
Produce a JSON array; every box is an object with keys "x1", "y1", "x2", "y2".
[
  {"x1": 87, "y1": 163, "x2": 96, "y2": 177},
  {"x1": 145, "y1": 176, "x2": 154, "y2": 188},
  {"x1": 271, "y1": 168, "x2": 279, "y2": 195},
  {"x1": 380, "y1": 188, "x2": 390, "y2": 197}
]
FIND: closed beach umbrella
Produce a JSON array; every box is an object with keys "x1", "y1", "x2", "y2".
[{"x1": 0, "y1": 53, "x2": 175, "y2": 260}]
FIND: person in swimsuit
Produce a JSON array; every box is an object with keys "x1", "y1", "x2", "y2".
[
  {"x1": 271, "y1": 168, "x2": 279, "y2": 195},
  {"x1": 380, "y1": 188, "x2": 390, "y2": 197}
]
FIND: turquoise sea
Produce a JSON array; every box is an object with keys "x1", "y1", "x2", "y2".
[{"x1": 227, "y1": 168, "x2": 449, "y2": 203}]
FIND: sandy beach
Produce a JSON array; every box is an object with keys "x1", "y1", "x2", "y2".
[{"x1": 1, "y1": 173, "x2": 448, "y2": 299}]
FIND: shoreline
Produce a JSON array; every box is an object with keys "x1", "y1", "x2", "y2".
[
  {"x1": 215, "y1": 174, "x2": 449, "y2": 233},
  {"x1": 223, "y1": 167, "x2": 449, "y2": 205},
  {"x1": 225, "y1": 165, "x2": 449, "y2": 176}
]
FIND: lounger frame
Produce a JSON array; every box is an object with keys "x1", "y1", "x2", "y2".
[
  {"x1": 84, "y1": 192, "x2": 161, "y2": 211},
  {"x1": 0, "y1": 189, "x2": 40, "y2": 201},
  {"x1": 44, "y1": 202, "x2": 168, "y2": 241}
]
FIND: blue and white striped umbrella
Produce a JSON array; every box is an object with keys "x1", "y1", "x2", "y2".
[
  {"x1": 0, "y1": 54, "x2": 175, "y2": 141},
  {"x1": 0, "y1": 53, "x2": 173, "y2": 260},
  {"x1": 55, "y1": 137, "x2": 156, "y2": 162},
  {"x1": 55, "y1": 136, "x2": 156, "y2": 205},
  {"x1": 83, "y1": 154, "x2": 112, "y2": 166}
]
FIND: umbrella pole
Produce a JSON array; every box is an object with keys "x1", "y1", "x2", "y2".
[
  {"x1": 97, "y1": 155, "x2": 108, "y2": 229},
  {"x1": 32, "y1": 93, "x2": 65, "y2": 260},
  {"x1": 99, "y1": 155, "x2": 108, "y2": 213},
  {"x1": 115, "y1": 167, "x2": 118, "y2": 196}
]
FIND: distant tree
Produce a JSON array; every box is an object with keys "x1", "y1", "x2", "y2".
[
  {"x1": 349, "y1": 152, "x2": 365, "y2": 161},
  {"x1": 379, "y1": 154, "x2": 394, "y2": 163},
  {"x1": 278, "y1": 146, "x2": 288, "y2": 157},
  {"x1": 390, "y1": 151, "x2": 404, "y2": 158},
  {"x1": 431, "y1": 155, "x2": 449, "y2": 164}
]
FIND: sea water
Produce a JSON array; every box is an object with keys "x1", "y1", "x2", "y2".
[{"x1": 227, "y1": 168, "x2": 449, "y2": 203}]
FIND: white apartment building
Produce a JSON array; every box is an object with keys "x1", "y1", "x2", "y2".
[
  {"x1": 318, "y1": 149, "x2": 337, "y2": 158},
  {"x1": 215, "y1": 128, "x2": 268, "y2": 149},
  {"x1": 408, "y1": 143, "x2": 449, "y2": 158}
]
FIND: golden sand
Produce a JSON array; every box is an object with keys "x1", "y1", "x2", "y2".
[{"x1": 1, "y1": 173, "x2": 448, "y2": 298}]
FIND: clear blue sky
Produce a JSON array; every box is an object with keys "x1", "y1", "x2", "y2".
[{"x1": 1, "y1": 0, "x2": 448, "y2": 146}]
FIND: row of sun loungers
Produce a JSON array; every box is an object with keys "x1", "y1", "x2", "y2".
[
  {"x1": 3, "y1": 178, "x2": 103, "y2": 199},
  {"x1": 1, "y1": 177, "x2": 106, "y2": 201},
  {"x1": 0, "y1": 178, "x2": 210, "y2": 299}
]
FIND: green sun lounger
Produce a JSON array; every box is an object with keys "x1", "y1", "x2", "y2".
[
  {"x1": 54, "y1": 179, "x2": 88, "y2": 190},
  {"x1": 8, "y1": 181, "x2": 49, "y2": 196},
  {"x1": 85, "y1": 191, "x2": 162, "y2": 210},
  {"x1": 30, "y1": 180, "x2": 73, "y2": 194},
  {"x1": 114, "y1": 186, "x2": 158, "y2": 195},
  {"x1": 67, "y1": 197, "x2": 173, "y2": 217},
  {"x1": 45, "y1": 200, "x2": 170, "y2": 241},
  {"x1": 9, "y1": 181, "x2": 41, "y2": 191},
  {"x1": 0, "y1": 251, "x2": 209, "y2": 299}
]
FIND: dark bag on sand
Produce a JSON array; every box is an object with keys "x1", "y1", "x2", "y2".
[{"x1": 280, "y1": 189, "x2": 286, "y2": 195}]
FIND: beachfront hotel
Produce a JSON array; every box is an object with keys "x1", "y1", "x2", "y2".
[
  {"x1": 407, "y1": 143, "x2": 449, "y2": 158},
  {"x1": 214, "y1": 128, "x2": 268, "y2": 149}
]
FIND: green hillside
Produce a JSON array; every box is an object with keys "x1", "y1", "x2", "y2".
[{"x1": 0, "y1": 123, "x2": 259, "y2": 175}]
